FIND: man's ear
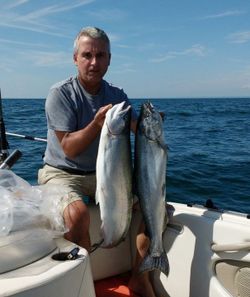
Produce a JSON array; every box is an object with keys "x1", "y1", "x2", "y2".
[
  {"x1": 73, "y1": 53, "x2": 78, "y2": 66},
  {"x1": 108, "y1": 53, "x2": 111, "y2": 66}
]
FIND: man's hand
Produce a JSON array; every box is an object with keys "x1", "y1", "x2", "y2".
[
  {"x1": 56, "y1": 104, "x2": 112, "y2": 158},
  {"x1": 93, "y1": 104, "x2": 112, "y2": 128}
]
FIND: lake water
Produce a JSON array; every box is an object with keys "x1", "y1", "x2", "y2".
[{"x1": 2, "y1": 97, "x2": 250, "y2": 214}]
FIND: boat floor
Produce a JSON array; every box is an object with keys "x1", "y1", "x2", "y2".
[{"x1": 95, "y1": 272, "x2": 141, "y2": 297}]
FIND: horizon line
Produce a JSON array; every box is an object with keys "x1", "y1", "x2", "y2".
[{"x1": 2, "y1": 96, "x2": 250, "y2": 100}]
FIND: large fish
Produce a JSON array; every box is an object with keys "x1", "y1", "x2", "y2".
[
  {"x1": 95, "y1": 101, "x2": 133, "y2": 248},
  {"x1": 134, "y1": 102, "x2": 169, "y2": 276}
]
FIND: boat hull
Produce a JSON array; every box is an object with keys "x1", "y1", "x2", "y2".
[
  {"x1": 90, "y1": 202, "x2": 250, "y2": 297},
  {"x1": 1, "y1": 202, "x2": 249, "y2": 297},
  {"x1": 0, "y1": 237, "x2": 95, "y2": 297}
]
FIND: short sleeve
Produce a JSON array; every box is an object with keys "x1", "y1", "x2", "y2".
[{"x1": 45, "y1": 87, "x2": 77, "y2": 132}]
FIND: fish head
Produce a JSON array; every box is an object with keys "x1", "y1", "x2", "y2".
[
  {"x1": 139, "y1": 102, "x2": 163, "y2": 141},
  {"x1": 105, "y1": 101, "x2": 131, "y2": 135}
]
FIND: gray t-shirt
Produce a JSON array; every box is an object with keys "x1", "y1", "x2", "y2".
[{"x1": 43, "y1": 77, "x2": 136, "y2": 171}]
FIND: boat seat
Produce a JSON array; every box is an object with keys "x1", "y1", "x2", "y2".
[
  {"x1": 89, "y1": 204, "x2": 137, "y2": 281},
  {"x1": 0, "y1": 229, "x2": 56, "y2": 274}
]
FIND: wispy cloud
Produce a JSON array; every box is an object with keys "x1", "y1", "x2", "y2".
[
  {"x1": 111, "y1": 63, "x2": 136, "y2": 74},
  {"x1": 0, "y1": 59, "x2": 14, "y2": 73},
  {"x1": 0, "y1": 37, "x2": 49, "y2": 48},
  {"x1": 0, "y1": 47, "x2": 72, "y2": 72},
  {"x1": 239, "y1": 65, "x2": 250, "y2": 89},
  {"x1": 0, "y1": 0, "x2": 95, "y2": 36},
  {"x1": 227, "y1": 31, "x2": 250, "y2": 44},
  {"x1": 3, "y1": 0, "x2": 29, "y2": 9},
  {"x1": 107, "y1": 33, "x2": 122, "y2": 43},
  {"x1": 201, "y1": 10, "x2": 246, "y2": 20},
  {"x1": 23, "y1": 50, "x2": 72, "y2": 67},
  {"x1": 19, "y1": 0, "x2": 94, "y2": 20},
  {"x1": 151, "y1": 44, "x2": 207, "y2": 63},
  {"x1": 242, "y1": 82, "x2": 250, "y2": 89},
  {"x1": 87, "y1": 8, "x2": 126, "y2": 21}
]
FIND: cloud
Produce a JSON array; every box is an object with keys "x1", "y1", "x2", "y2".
[
  {"x1": 151, "y1": 44, "x2": 207, "y2": 63},
  {"x1": 24, "y1": 50, "x2": 72, "y2": 67},
  {"x1": 0, "y1": 59, "x2": 14, "y2": 73},
  {"x1": 242, "y1": 82, "x2": 250, "y2": 89},
  {"x1": 201, "y1": 10, "x2": 246, "y2": 19},
  {"x1": 0, "y1": 0, "x2": 95, "y2": 36},
  {"x1": 107, "y1": 33, "x2": 121, "y2": 43},
  {"x1": 240, "y1": 65, "x2": 250, "y2": 89},
  {"x1": 19, "y1": 0, "x2": 95, "y2": 19},
  {"x1": 87, "y1": 8, "x2": 126, "y2": 21},
  {"x1": 112, "y1": 62, "x2": 136, "y2": 74},
  {"x1": 227, "y1": 31, "x2": 250, "y2": 44},
  {"x1": 3, "y1": 0, "x2": 29, "y2": 9},
  {"x1": 0, "y1": 37, "x2": 49, "y2": 48}
]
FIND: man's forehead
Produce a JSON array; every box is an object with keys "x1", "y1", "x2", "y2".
[
  {"x1": 78, "y1": 42, "x2": 109, "y2": 55},
  {"x1": 78, "y1": 36, "x2": 108, "y2": 47}
]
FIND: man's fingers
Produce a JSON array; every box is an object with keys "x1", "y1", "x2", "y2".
[
  {"x1": 100, "y1": 104, "x2": 112, "y2": 115},
  {"x1": 93, "y1": 104, "x2": 113, "y2": 128}
]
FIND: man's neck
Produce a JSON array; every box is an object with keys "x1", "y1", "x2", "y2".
[{"x1": 78, "y1": 76, "x2": 101, "y2": 95}]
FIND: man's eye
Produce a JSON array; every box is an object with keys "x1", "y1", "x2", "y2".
[
  {"x1": 96, "y1": 53, "x2": 105, "y2": 58},
  {"x1": 81, "y1": 52, "x2": 107, "y2": 60},
  {"x1": 83, "y1": 53, "x2": 92, "y2": 59}
]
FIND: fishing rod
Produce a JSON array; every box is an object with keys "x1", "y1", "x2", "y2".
[
  {"x1": 0, "y1": 89, "x2": 22, "y2": 168},
  {"x1": 6, "y1": 132, "x2": 47, "y2": 143},
  {"x1": 0, "y1": 89, "x2": 9, "y2": 163}
]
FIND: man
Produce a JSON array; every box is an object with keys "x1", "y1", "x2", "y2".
[{"x1": 38, "y1": 27, "x2": 156, "y2": 297}]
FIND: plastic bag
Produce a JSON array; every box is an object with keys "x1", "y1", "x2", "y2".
[
  {"x1": 0, "y1": 169, "x2": 68, "y2": 237},
  {"x1": 0, "y1": 187, "x2": 13, "y2": 236}
]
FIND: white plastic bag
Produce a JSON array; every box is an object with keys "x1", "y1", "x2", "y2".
[
  {"x1": 0, "y1": 169, "x2": 67, "y2": 237},
  {"x1": 0, "y1": 187, "x2": 13, "y2": 237}
]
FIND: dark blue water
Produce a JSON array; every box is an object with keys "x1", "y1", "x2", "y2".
[{"x1": 2, "y1": 98, "x2": 250, "y2": 214}]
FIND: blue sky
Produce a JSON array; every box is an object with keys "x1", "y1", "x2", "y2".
[{"x1": 0, "y1": 0, "x2": 250, "y2": 99}]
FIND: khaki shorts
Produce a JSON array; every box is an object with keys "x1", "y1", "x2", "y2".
[{"x1": 38, "y1": 164, "x2": 96, "y2": 214}]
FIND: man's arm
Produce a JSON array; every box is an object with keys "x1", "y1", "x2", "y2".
[{"x1": 55, "y1": 104, "x2": 112, "y2": 159}]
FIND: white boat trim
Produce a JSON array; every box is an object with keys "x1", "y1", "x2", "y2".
[{"x1": 0, "y1": 201, "x2": 249, "y2": 297}]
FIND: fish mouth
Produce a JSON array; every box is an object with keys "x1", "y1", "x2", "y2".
[
  {"x1": 106, "y1": 101, "x2": 131, "y2": 135},
  {"x1": 145, "y1": 101, "x2": 154, "y2": 111},
  {"x1": 139, "y1": 102, "x2": 164, "y2": 141},
  {"x1": 144, "y1": 101, "x2": 154, "y2": 112},
  {"x1": 111, "y1": 101, "x2": 131, "y2": 121},
  {"x1": 141, "y1": 102, "x2": 155, "y2": 119}
]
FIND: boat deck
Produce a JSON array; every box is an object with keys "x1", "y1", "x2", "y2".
[{"x1": 95, "y1": 273, "x2": 140, "y2": 297}]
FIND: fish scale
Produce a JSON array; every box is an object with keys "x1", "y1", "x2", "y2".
[
  {"x1": 134, "y1": 102, "x2": 169, "y2": 276},
  {"x1": 95, "y1": 101, "x2": 133, "y2": 248}
]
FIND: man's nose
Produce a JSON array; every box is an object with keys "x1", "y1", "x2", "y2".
[{"x1": 90, "y1": 56, "x2": 98, "y2": 65}]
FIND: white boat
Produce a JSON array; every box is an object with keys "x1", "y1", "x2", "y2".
[{"x1": 1, "y1": 198, "x2": 249, "y2": 297}]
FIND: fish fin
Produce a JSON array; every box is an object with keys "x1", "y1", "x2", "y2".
[
  {"x1": 101, "y1": 236, "x2": 126, "y2": 249},
  {"x1": 159, "y1": 111, "x2": 165, "y2": 120},
  {"x1": 95, "y1": 192, "x2": 99, "y2": 204},
  {"x1": 139, "y1": 252, "x2": 169, "y2": 276},
  {"x1": 95, "y1": 186, "x2": 105, "y2": 204},
  {"x1": 90, "y1": 238, "x2": 104, "y2": 254},
  {"x1": 158, "y1": 138, "x2": 168, "y2": 151}
]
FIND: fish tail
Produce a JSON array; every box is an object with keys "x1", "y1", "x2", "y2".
[{"x1": 139, "y1": 252, "x2": 169, "y2": 276}]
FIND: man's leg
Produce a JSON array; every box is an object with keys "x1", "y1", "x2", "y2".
[
  {"x1": 128, "y1": 221, "x2": 156, "y2": 297},
  {"x1": 63, "y1": 200, "x2": 91, "y2": 252},
  {"x1": 38, "y1": 164, "x2": 96, "y2": 252}
]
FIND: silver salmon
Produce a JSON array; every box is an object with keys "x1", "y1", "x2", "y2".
[
  {"x1": 134, "y1": 102, "x2": 169, "y2": 275},
  {"x1": 95, "y1": 101, "x2": 133, "y2": 248}
]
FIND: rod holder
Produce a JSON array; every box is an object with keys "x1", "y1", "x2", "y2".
[{"x1": 0, "y1": 149, "x2": 22, "y2": 169}]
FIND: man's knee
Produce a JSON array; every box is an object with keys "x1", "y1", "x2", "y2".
[
  {"x1": 63, "y1": 201, "x2": 91, "y2": 250},
  {"x1": 64, "y1": 200, "x2": 90, "y2": 228}
]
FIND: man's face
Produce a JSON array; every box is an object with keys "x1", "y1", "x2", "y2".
[{"x1": 74, "y1": 36, "x2": 111, "y2": 89}]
